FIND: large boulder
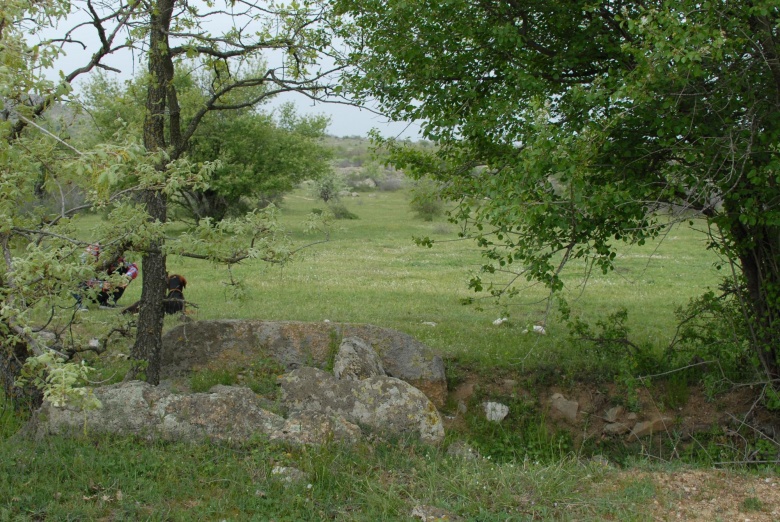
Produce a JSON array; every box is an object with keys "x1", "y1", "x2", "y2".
[
  {"x1": 161, "y1": 320, "x2": 447, "y2": 406},
  {"x1": 279, "y1": 367, "x2": 445, "y2": 444},
  {"x1": 333, "y1": 337, "x2": 386, "y2": 380},
  {"x1": 26, "y1": 381, "x2": 362, "y2": 446}
]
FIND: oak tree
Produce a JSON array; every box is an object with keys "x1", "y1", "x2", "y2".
[{"x1": 336, "y1": 0, "x2": 780, "y2": 383}]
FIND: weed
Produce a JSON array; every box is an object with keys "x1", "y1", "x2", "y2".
[
  {"x1": 464, "y1": 396, "x2": 573, "y2": 463},
  {"x1": 662, "y1": 373, "x2": 691, "y2": 410},
  {"x1": 189, "y1": 369, "x2": 236, "y2": 392},
  {"x1": 328, "y1": 201, "x2": 359, "y2": 220},
  {"x1": 741, "y1": 496, "x2": 763, "y2": 511},
  {"x1": 242, "y1": 358, "x2": 285, "y2": 397},
  {"x1": 409, "y1": 178, "x2": 445, "y2": 221},
  {"x1": 324, "y1": 329, "x2": 342, "y2": 373}
]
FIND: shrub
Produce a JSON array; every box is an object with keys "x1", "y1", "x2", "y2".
[
  {"x1": 377, "y1": 176, "x2": 406, "y2": 192},
  {"x1": 312, "y1": 173, "x2": 344, "y2": 203},
  {"x1": 409, "y1": 178, "x2": 444, "y2": 221},
  {"x1": 329, "y1": 202, "x2": 359, "y2": 220}
]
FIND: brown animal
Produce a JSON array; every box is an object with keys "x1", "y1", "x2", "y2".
[
  {"x1": 163, "y1": 274, "x2": 187, "y2": 315},
  {"x1": 121, "y1": 274, "x2": 187, "y2": 315}
]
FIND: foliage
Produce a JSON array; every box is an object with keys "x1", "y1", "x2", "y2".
[
  {"x1": 668, "y1": 286, "x2": 757, "y2": 382},
  {"x1": 464, "y1": 398, "x2": 573, "y2": 464},
  {"x1": 79, "y1": 71, "x2": 334, "y2": 223},
  {"x1": 328, "y1": 201, "x2": 359, "y2": 220},
  {"x1": 566, "y1": 307, "x2": 655, "y2": 374},
  {"x1": 16, "y1": 352, "x2": 101, "y2": 411},
  {"x1": 188, "y1": 357, "x2": 284, "y2": 396},
  {"x1": 336, "y1": 0, "x2": 780, "y2": 384},
  {"x1": 189, "y1": 369, "x2": 236, "y2": 393},
  {"x1": 0, "y1": 431, "x2": 652, "y2": 520}
]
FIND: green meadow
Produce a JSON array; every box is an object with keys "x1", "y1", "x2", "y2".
[
  {"x1": 149, "y1": 188, "x2": 722, "y2": 374},
  {"x1": 5, "y1": 187, "x2": 756, "y2": 522}
]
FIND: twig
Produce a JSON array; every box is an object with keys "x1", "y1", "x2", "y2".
[{"x1": 16, "y1": 115, "x2": 85, "y2": 156}]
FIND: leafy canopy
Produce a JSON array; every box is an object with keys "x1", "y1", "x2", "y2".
[{"x1": 336, "y1": 0, "x2": 780, "y2": 379}]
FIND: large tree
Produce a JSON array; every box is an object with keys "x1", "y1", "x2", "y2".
[
  {"x1": 1, "y1": 0, "x2": 346, "y2": 403},
  {"x1": 335, "y1": 0, "x2": 780, "y2": 383}
]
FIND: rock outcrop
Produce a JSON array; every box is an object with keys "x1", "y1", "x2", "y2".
[
  {"x1": 160, "y1": 320, "x2": 447, "y2": 407},
  {"x1": 27, "y1": 381, "x2": 362, "y2": 445},
  {"x1": 27, "y1": 335, "x2": 445, "y2": 446},
  {"x1": 280, "y1": 367, "x2": 444, "y2": 444}
]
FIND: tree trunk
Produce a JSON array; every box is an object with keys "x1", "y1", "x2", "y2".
[
  {"x1": 129, "y1": 0, "x2": 175, "y2": 384},
  {"x1": 734, "y1": 222, "x2": 780, "y2": 384},
  {"x1": 0, "y1": 331, "x2": 42, "y2": 411},
  {"x1": 130, "y1": 192, "x2": 167, "y2": 384}
]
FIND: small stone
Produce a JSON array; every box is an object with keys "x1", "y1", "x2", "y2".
[
  {"x1": 604, "y1": 405, "x2": 624, "y2": 423},
  {"x1": 483, "y1": 401, "x2": 509, "y2": 422},
  {"x1": 603, "y1": 422, "x2": 630, "y2": 436},
  {"x1": 551, "y1": 394, "x2": 579, "y2": 423},
  {"x1": 628, "y1": 416, "x2": 673, "y2": 440}
]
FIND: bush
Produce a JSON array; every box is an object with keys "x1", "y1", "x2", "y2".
[
  {"x1": 409, "y1": 178, "x2": 444, "y2": 221},
  {"x1": 329, "y1": 202, "x2": 359, "y2": 220},
  {"x1": 312, "y1": 174, "x2": 345, "y2": 203}
]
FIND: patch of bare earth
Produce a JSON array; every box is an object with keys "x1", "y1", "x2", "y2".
[{"x1": 639, "y1": 469, "x2": 780, "y2": 521}]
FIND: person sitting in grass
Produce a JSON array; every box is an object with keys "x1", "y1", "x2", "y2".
[
  {"x1": 93, "y1": 257, "x2": 139, "y2": 309},
  {"x1": 75, "y1": 244, "x2": 139, "y2": 311}
]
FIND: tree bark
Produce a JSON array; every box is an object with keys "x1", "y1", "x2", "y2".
[
  {"x1": 129, "y1": 0, "x2": 175, "y2": 384},
  {"x1": 0, "y1": 331, "x2": 42, "y2": 410},
  {"x1": 733, "y1": 221, "x2": 780, "y2": 383}
]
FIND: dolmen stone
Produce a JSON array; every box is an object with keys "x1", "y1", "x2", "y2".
[
  {"x1": 26, "y1": 381, "x2": 362, "y2": 445},
  {"x1": 279, "y1": 367, "x2": 444, "y2": 444},
  {"x1": 26, "y1": 336, "x2": 446, "y2": 446},
  {"x1": 161, "y1": 320, "x2": 447, "y2": 407}
]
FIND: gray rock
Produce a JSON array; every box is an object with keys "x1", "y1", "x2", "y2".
[
  {"x1": 277, "y1": 411, "x2": 362, "y2": 446},
  {"x1": 279, "y1": 367, "x2": 444, "y2": 444},
  {"x1": 628, "y1": 416, "x2": 674, "y2": 440},
  {"x1": 603, "y1": 422, "x2": 631, "y2": 436},
  {"x1": 604, "y1": 405, "x2": 624, "y2": 423},
  {"x1": 333, "y1": 337, "x2": 385, "y2": 380},
  {"x1": 482, "y1": 401, "x2": 509, "y2": 422},
  {"x1": 27, "y1": 381, "x2": 358, "y2": 446},
  {"x1": 550, "y1": 393, "x2": 579, "y2": 423},
  {"x1": 411, "y1": 504, "x2": 463, "y2": 521},
  {"x1": 355, "y1": 178, "x2": 377, "y2": 189},
  {"x1": 589, "y1": 455, "x2": 613, "y2": 467},
  {"x1": 161, "y1": 320, "x2": 447, "y2": 406},
  {"x1": 271, "y1": 466, "x2": 307, "y2": 484},
  {"x1": 446, "y1": 441, "x2": 481, "y2": 460}
]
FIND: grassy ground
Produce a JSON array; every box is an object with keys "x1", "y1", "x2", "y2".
[
  {"x1": 153, "y1": 189, "x2": 722, "y2": 374},
  {"x1": 5, "y1": 188, "x2": 774, "y2": 521}
]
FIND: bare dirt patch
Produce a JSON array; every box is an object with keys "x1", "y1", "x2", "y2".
[{"x1": 643, "y1": 469, "x2": 780, "y2": 521}]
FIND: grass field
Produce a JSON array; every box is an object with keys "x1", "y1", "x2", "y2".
[
  {"x1": 146, "y1": 188, "x2": 723, "y2": 374},
  {"x1": 5, "y1": 187, "x2": 766, "y2": 521}
]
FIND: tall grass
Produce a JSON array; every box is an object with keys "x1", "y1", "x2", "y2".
[{"x1": 0, "y1": 433, "x2": 656, "y2": 521}]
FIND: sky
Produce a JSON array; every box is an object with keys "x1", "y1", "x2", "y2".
[
  {"x1": 40, "y1": 4, "x2": 423, "y2": 141},
  {"x1": 265, "y1": 92, "x2": 422, "y2": 140}
]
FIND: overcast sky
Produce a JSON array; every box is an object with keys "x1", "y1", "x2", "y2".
[
  {"x1": 41, "y1": 7, "x2": 422, "y2": 141},
  {"x1": 266, "y1": 91, "x2": 422, "y2": 140}
]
